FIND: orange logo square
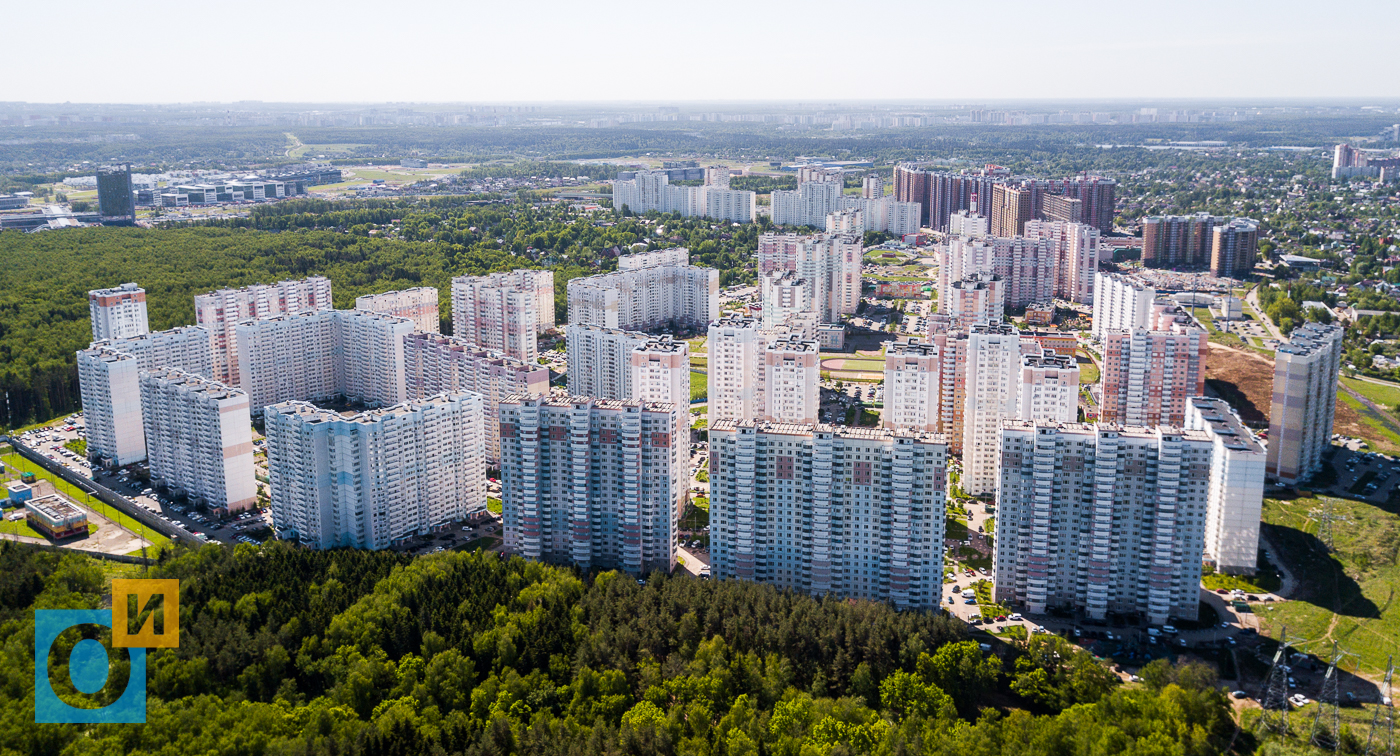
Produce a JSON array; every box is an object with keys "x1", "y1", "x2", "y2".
[{"x1": 111, "y1": 579, "x2": 179, "y2": 649}]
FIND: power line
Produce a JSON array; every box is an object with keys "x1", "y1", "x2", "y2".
[{"x1": 1366, "y1": 655, "x2": 1395, "y2": 756}]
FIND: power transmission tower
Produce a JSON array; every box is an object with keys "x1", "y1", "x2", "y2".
[
  {"x1": 1311, "y1": 642, "x2": 1346, "y2": 751},
  {"x1": 1258, "y1": 627, "x2": 1297, "y2": 736},
  {"x1": 1318, "y1": 498, "x2": 1336, "y2": 552},
  {"x1": 1367, "y1": 656, "x2": 1395, "y2": 756}
]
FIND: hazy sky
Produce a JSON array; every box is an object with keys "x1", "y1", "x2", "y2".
[{"x1": 11, "y1": 0, "x2": 1399, "y2": 103}]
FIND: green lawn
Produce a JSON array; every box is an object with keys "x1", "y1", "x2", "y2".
[
  {"x1": 690, "y1": 372, "x2": 708, "y2": 402},
  {"x1": 1343, "y1": 377, "x2": 1400, "y2": 412},
  {"x1": 1200, "y1": 567, "x2": 1281, "y2": 595},
  {"x1": 1076, "y1": 350, "x2": 1099, "y2": 384},
  {"x1": 1, "y1": 454, "x2": 170, "y2": 548},
  {"x1": 680, "y1": 497, "x2": 709, "y2": 533},
  {"x1": 487, "y1": 497, "x2": 502, "y2": 515},
  {"x1": 1254, "y1": 495, "x2": 1400, "y2": 679},
  {"x1": 0, "y1": 517, "x2": 48, "y2": 539},
  {"x1": 827, "y1": 359, "x2": 885, "y2": 371},
  {"x1": 1337, "y1": 393, "x2": 1400, "y2": 455},
  {"x1": 686, "y1": 336, "x2": 707, "y2": 353}
]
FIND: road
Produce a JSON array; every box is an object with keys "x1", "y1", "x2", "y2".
[{"x1": 1245, "y1": 286, "x2": 1286, "y2": 341}]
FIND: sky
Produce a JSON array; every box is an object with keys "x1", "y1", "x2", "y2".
[{"x1": 9, "y1": 0, "x2": 1400, "y2": 104}]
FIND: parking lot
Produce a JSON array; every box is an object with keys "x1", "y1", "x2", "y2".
[{"x1": 1319, "y1": 444, "x2": 1399, "y2": 504}]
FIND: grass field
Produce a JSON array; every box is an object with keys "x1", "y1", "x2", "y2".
[
  {"x1": 1, "y1": 453, "x2": 169, "y2": 549},
  {"x1": 690, "y1": 355, "x2": 707, "y2": 370},
  {"x1": 686, "y1": 336, "x2": 707, "y2": 353},
  {"x1": 690, "y1": 372, "x2": 707, "y2": 401},
  {"x1": 487, "y1": 497, "x2": 502, "y2": 515},
  {"x1": 289, "y1": 143, "x2": 371, "y2": 159},
  {"x1": 1255, "y1": 495, "x2": 1400, "y2": 679},
  {"x1": 1344, "y1": 377, "x2": 1400, "y2": 412},
  {"x1": 0, "y1": 518, "x2": 50, "y2": 539},
  {"x1": 1076, "y1": 350, "x2": 1099, "y2": 384},
  {"x1": 1337, "y1": 393, "x2": 1400, "y2": 455}
]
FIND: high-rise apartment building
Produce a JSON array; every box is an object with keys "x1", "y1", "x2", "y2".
[
  {"x1": 96, "y1": 164, "x2": 136, "y2": 226},
  {"x1": 708, "y1": 315, "x2": 764, "y2": 424},
  {"x1": 76, "y1": 348, "x2": 146, "y2": 468},
  {"x1": 139, "y1": 368, "x2": 257, "y2": 513},
  {"x1": 938, "y1": 236, "x2": 1054, "y2": 310},
  {"x1": 1041, "y1": 194, "x2": 1083, "y2": 224},
  {"x1": 565, "y1": 324, "x2": 649, "y2": 399},
  {"x1": 1100, "y1": 328, "x2": 1208, "y2": 427},
  {"x1": 451, "y1": 270, "x2": 554, "y2": 362},
  {"x1": 948, "y1": 209, "x2": 989, "y2": 238},
  {"x1": 611, "y1": 170, "x2": 755, "y2": 223},
  {"x1": 862, "y1": 174, "x2": 884, "y2": 199},
  {"x1": 355, "y1": 287, "x2": 440, "y2": 333},
  {"x1": 761, "y1": 334, "x2": 820, "y2": 425},
  {"x1": 990, "y1": 183, "x2": 1033, "y2": 237},
  {"x1": 266, "y1": 393, "x2": 486, "y2": 550},
  {"x1": 1185, "y1": 397, "x2": 1265, "y2": 576},
  {"x1": 1209, "y1": 218, "x2": 1259, "y2": 279},
  {"x1": 708, "y1": 420, "x2": 948, "y2": 608},
  {"x1": 760, "y1": 270, "x2": 810, "y2": 329},
  {"x1": 771, "y1": 179, "x2": 843, "y2": 227},
  {"x1": 1141, "y1": 214, "x2": 1223, "y2": 269},
  {"x1": 962, "y1": 324, "x2": 1026, "y2": 495},
  {"x1": 883, "y1": 339, "x2": 941, "y2": 432},
  {"x1": 402, "y1": 332, "x2": 548, "y2": 463},
  {"x1": 756, "y1": 233, "x2": 861, "y2": 322},
  {"x1": 498, "y1": 395, "x2": 687, "y2": 575},
  {"x1": 76, "y1": 326, "x2": 212, "y2": 468},
  {"x1": 88, "y1": 283, "x2": 150, "y2": 341},
  {"x1": 945, "y1": 273, "x2": 1006, "y2": 330},
  {"x1": 994, "y1": 420, "x2": 1212, "y2": 624},
  {"x1": 1266, "y1": 323, "x2": 1344, "y2": 485},
  {"x1": 1092, "y1": 272, "x2": 1156, "y2": 340},
  {"x1": 1017, "y1": 353, "x2": 1080, "y2": 423},
  {"x1": 234, "y1": 310, "x2": 413, "y2": 414},
  {"x1": 1024, "y1": 220, "x2": 1100, "y2": 304},
  {"x1": 1056, "y1": 175, "x2": 1117, "y2": 233},
  {"x1": 566, "y1": 248, "x2": 719, "y2": 332},
  {"x1": 630, "y1": 336, "x2": 692, "y2": 406},
  {"x1": 195, "y1": 276, "x2": 334, "y2": 385}
]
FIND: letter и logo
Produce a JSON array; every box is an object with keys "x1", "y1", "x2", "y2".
[{"x1": 33, "y1": 578, "x2": 179, "y2": 724}]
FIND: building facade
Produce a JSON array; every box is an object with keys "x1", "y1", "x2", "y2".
[
  {"x1": 1141, "y1": 214, "x2": 1223, "y2": 269},
  {"x1": 196, "y1": 276, "x2": 334, "y2": 386},
  {"x1": 761, "y1": 334, "x2": 820, "y2": 425},
  {"x1": 139, "y1": 368, "x2": 257, "y2": 513},
  {"x1": 498, "y1": 395, "x2": 687, "y2": 575},
  {"x1": 1209, "y1": 218, "x2": 1260, "y2": 279},
  {"x1": 756, "y1": 233, "x2": 861, "y2": 322},
  {"x1": 708, "y1": 315, "x2": 765, "y2": 424},
  {"x1": 1092, "y1": 272, "x2": 1156, "y2": 340},
  {"x1": 88, "y1": 283, "x2": 149, "y2": 341},
  {"x1": 1185, "y1": 397, "x2": 1266, "y2": 576},
  {"x1": 566, "y1": 248, "x2": 719, "y2": 332},
  {"x1": 994, "y1": 420, "x2": 1213, "y2": 624},
  {"x1": 1100, "y1": 328, "x2": 1208, "y2": 427},
  {"x1": 1024, "y1": 220, "x2": 1100, "y2": 305},
  {"x1": 962, "y1": 324, "x2": 1026, "y2": 495},
  {"x1": 944, "y1": 273, "x2": 1006, "y2": 330},
  {"x1": 630, "y1": 336, "x2": 692, "y2": 406},
  {"x1": 565, "y1": 324, "x2": 651, "y2": 400},
  {"x1": 402, "y1": 332, "x2": 549, "y2": 463},
  {"x1": 709, "y1": 421, "x2": 949, "y2": 609},
  {"x1": 266, "y1": 393, "x2": 486, "y2": 550},
  {"x1": 451, "y1": 271, "x2": 552, "y2": 362},
  {"x1": 355, "y1": 287, "x2": 440, "y2": 333},
  {"x1": 1266, "y1": 323, "x2": 1344, "y2": 485},
  {"x1": 883, "y1": 339, "x2": 941, "y2": 432}
]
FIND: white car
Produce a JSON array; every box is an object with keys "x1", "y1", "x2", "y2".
[{"x1": 1008, "y1": 613, "x2": 1023, "y2": 621}]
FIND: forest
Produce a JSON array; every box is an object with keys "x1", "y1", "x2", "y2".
[
  {"x1": 0, "y1": 542, "x2": 1245, "y2": 756},
  {"x1": 0, "y1": 203, "x2": 760, "y2": 429}
]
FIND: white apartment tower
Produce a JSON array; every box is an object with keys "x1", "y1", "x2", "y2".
[
  {"x1": 1186, "y1": 398, "x2": 1266, "y2": 576},
  {"x1": 566, "y1": 248, "x2": 719, "y2": 331},
  {"x1": 709, "y1": 421, "x2": 949, "y2": 609},
  {"x1": 565, "y1": 324, "x2": 651, "y2": 400},
  {"x1": 402, "y1": 332, "x2": 549, "y2": 463},
  {"x1": 234, "y1": 310, "x2": 413, "y2": 414},
  {"x1": 498, "y1": 396, "x2": 687, "y2": 575},
  {"x1": 757, "y1": 233, "x2": 861, "y2": 323},
  {"x1": 1018, "y1": 353, "x2": 1080, "y2": 423},
  {"x1": 995, "y1": 420, "x2": 1213, "y2": 624},
  {"x1": 707, "y1": 315, "x2": 765, "y2": 424},
  {"x1": 1092, "y1": 272, "x2": 1156, "y2": 340},
  {"x1": 630, "y1": 336, "x2": 692, "y2": 406},
  {"x1": 355, "y1": 287, "x2": 440, "y2": 333},
  {"x1": 760, "y1": 270, "x2": 810, "y2": 330},
  {"x1": 451, "y1": 271, "x2": 549, "y2": 362},
  {"x1": 88, "y1": 283, "x2": 150, "y2": 341},
  {"x1": 76, "y1": 326, "x2": 213, "y2": 468},
  {"x1": 265, "y1": 393, "x2": 486, "y2": 550},
  {"x1": 883, "y1": 339, "x2": 942, "y2": 433},
  {"x1": 139, "y1": 368, "x2": 258, "y2": 513},
  {"x1": 762, "y1": 334, "x2": 820, "y2": 425},
  {"x1": 195, "y1": 276, "x2": 333, "y2": 386},
  {"x1": 944, "y1": 273, "x2": 1006, "y2": 330},
  {"x1": 1266, "y1": 323, "x2": 1344, "y2": 485},
  {"x1": 962, "y1": 324, "x2": 1026, "y2": 496}
]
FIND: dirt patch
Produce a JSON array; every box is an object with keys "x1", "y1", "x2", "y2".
[{"x1": 1205, "y1": 343, "x2": 1370, "y2": 438}]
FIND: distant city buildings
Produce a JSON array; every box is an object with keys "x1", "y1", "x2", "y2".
[
  {"x1": 708, "y1": 420, "x2": 948, "y2": 609},
  {"x1": 355, "y1": 287, "x2": 440, "y2": 333},
  {"x1": 1332, "y1": 143, "x2": 1400, "y2": 180},
  {"x1": 88, "y1": 283, "x2": 149, "y2": 341},
  {"x1": 499, "y1": 395, "x2": 687, "y2": 576},
  {"x1": 402, "y1": 332, "x2": 549, "y2": 463},
  {"x1": 567, "y1": 248, "x2": 718, "y2": 332},
  {"x1": 1209, "y1": 218, "x2": 1260, "y2": 279},
  {"x1": 266, "y1": 393, "x2": 486, "y2": 550},
  {"x1": 451, "y1": 270, "x2": 555, "y2": 362},
  {"x1": 1100, "y1": 328, "x2": 1208, "y2": 427},
  {"x1": 611, "y1": 170, "x2": 756, "y2": 223},
  {"x1": 771, "y1": 178, "x2": 919, "y2": 234},
  {"x1": 195, "y1": 276, "x2": 334, "y2": 386},
  {"x1": 140, "y1": 368, "x2": 257, "y2": 514},
  {"x1": 1266, "y1": 323, "x2": 1344, "y2": 485},
  {"x1": 1185, "y1": 398, "x2": 1266, "y2": 576},
  {"x1": 96, "y1": 164, "x2": 136, "y2": 226},
  {"x1": 893, "y1": 165, "x2": 1116, "y2": 233},
  {"x1": 995, "y1": 420, "x2": 1212, "y2": 624},
  {"x1": 1141, "y1": 214, "x2": 1224, "y2": 269}
]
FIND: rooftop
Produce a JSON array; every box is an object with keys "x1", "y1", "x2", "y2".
[{"x1": 710, "y1": 419, "x2": 948, "y2": 445}]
